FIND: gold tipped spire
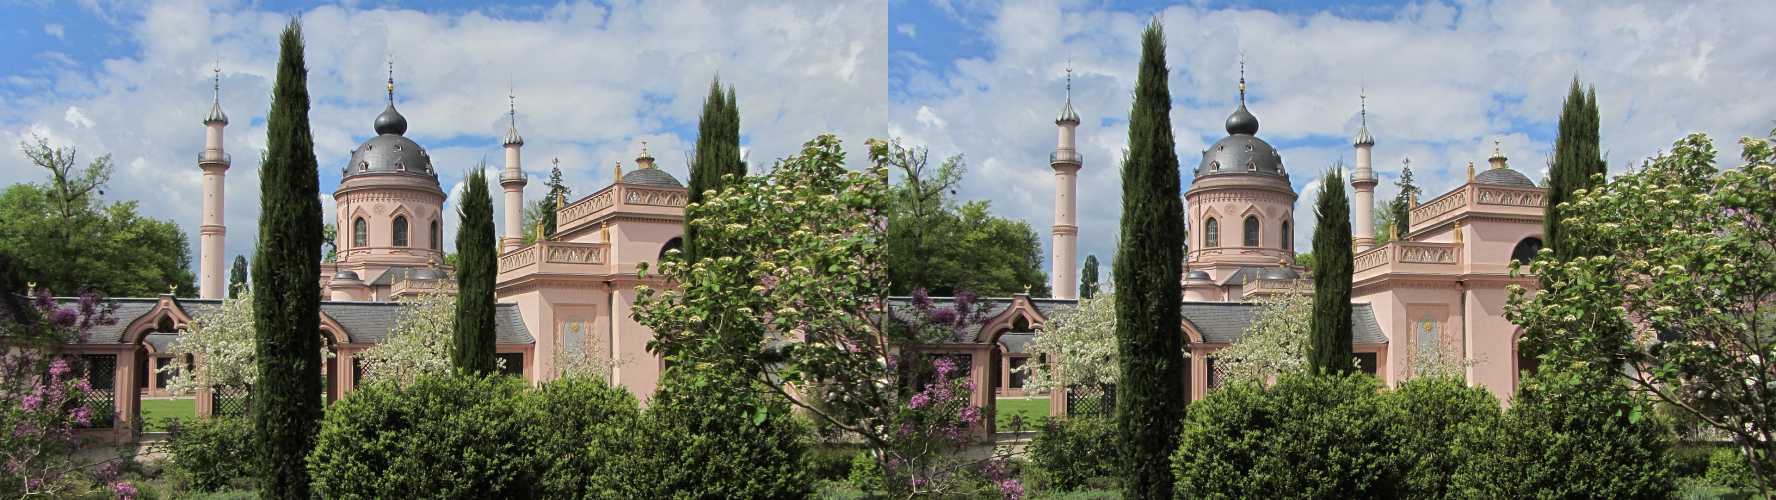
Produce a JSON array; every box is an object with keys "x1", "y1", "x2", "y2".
[
  {"x1": 1467, "y1": 161, "x2": 1476, "y2": 182},
  {"x1": 1238, "y1": 54, "x2": 1246, "y2": 104},
  {"x1": 386, "y1": 58, "x2": 395, "y2": 104}
]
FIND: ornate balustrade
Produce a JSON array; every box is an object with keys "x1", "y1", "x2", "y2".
[
  {"x1": 1355, "y1": 241, "x2": 1462, "y2": 274},
  {"x1": 1355, "y1": 246, "x2": 1391, "y2": 272},
  {"x1": 556, "y1": 184, "x2": 688, "y2": 227},
  {"x1": 197, "y1": 150, "x2": 231, "y2": 165},
  {"x1": 498, "y1": 241, "x2": 609, "y2": 274},
  {"x1": 498, "y1": 246, "x2": 539, "y2": 273},
  {"x1": 558, "y1": 190, "x2": 615, "y2": 224},
  {"x1": 1410, "y1": 188, "x2": 1467, "y2": 226},
  {"x1": 1476, "y1": 186, "x2": 1545, "y2": 207},
  {"x1": 1240, "y1": 278, "x2": 1313, "y2": 299},
  {"x1": 1050, "y1": 150, "x2": 1083, "y2": 164}
]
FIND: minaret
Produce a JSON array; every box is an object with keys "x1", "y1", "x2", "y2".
[
  {"x1": 1051, "y1": 66, "x2": 1082, "y2": 300},
  {"x1": 199, "y1": 64, "x2": 230, "y2": 300},
  {"x1": 1350, "y1": 91, "x2": 1378, "y2": 251},
  {"x1": 500, "y1": 92, "x2": 527, "y2": 250}
]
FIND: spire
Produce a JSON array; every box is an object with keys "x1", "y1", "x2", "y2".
[
  {"x1": 373, "y1": 58, "x2": 408, "y2": 136},
  {"x1": 502, "y1": 89, "x2": 524, "y2": 146},
  {"x1": 1489, "y1": 140, "x2": 1508, "y2": 169},
  {"x1": 1225, "y1": 56, "x2": 1259, "y2": 136},
  {"x1": 635, "y1": 141, "x2": 656, "y2": 169},
  {"x1": 203, "y1": 62, "x2": 228, "y2": 125},
  {"x1": 1054, "y1": 64, "x2": 1080, "y2": 125},
  {"x1": 1352, "y1": 89, "x2": 1373, "y2": 146}
]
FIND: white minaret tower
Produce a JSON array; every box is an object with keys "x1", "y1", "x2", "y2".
[
  {"x1": 199, "y1": 65, "x2": 230, "y2": 299},
  {"x1": 1350, "y1": 91, "x2": 1378, "y2": 251},
  {"x1": 500, "y1": 93, "x2": 527, "y2": 250},
  {"x1": 1051, "y1": 66, "x2": 1082, "y2": 300}
]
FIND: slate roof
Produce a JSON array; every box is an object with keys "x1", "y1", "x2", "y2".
[
  {"x1": 882, "y1": 295, "x2": 1386, "y2": 347},
  {"x1": 999, "y1": 332, "x2": 1036, "y2": 354},
  {"x1": 1181, "y1": 301, "x2": 1387, "y2": 345},
  {"x1": 57, "y1": 297, "x2": 532, "y2": 346},
  {"x1": 622, "y1": 168, "x2": 683, "y2": 188}
]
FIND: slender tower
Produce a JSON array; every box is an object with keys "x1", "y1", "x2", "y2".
[
  {"x1": 1350, "y1": 92, "x2": 1378, "y2": 251},
  {"x1": 199, "y1": 65, "x2": 230, "y2": 299},
  {"x1": 500, "y1": 92, "x2": 527, "y2": 250},
  {"x1": 1051, "y1": 66, "x2": 1082, "y2": 300}
]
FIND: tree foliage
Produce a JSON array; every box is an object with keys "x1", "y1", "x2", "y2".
[
  {"x1": 684, "y1": 76, "x2": 744, "y2": 264},
  {"x1": 1079, "y1": 254, "x2": 1100, "y2": 299},
  {"x1": 1307, "y1": 167, "x2": 1354, "y2": 376},
  {"x1": 633, "y1": 136, "x2": 1022, "y2": 498},
  {"x1": 1021, "y1": 291, "x2": 1117, "y2": 394},
  {"x1": 165, "y1": 290, "x2": 259, "y2": 394},
  {"x1": 1, "y1": 136, "x2": 195, "y2": 298},
  {"x1": 1213, "y1": 289, "x2": 1311, "y2": 387},
  {"x1": 228, "y1": 255, "x2": 248, "y2": 299},
  {"x1": 1508, "y1": 131, "x2": 1776, "y2": 495},
  {"x1": 884, "y1": 140, "x2": 1049, "y2": 297},
  {"x1": 251, "y1": 18, "x2": 325, "y2": 499},
  {"x1": 1388, "y1": 159, "x2": 1421, "y2": 235},
  {"x1": 452, "y1": 166, "x2": 498, "y2": 376},
  {"x1": 1114, "y1": 18, "x2": 1187, "y2": 499},
  {"x1": 357, "y1": 292, "x2": 456, "y2": 388},
  {"x1": 1543, "y1": 76, "x2": 1606, "y2": 264}
]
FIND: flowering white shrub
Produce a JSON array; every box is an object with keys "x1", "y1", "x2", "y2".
[{"x1": 1019, "y1": 291, "x2": 1117, "y2": 394}]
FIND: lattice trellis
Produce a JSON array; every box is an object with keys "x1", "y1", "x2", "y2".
[
  {"x1": 1066, "y1": 383, "x2": 1116, "y2": 418},
  {"x1": 211, "y1": 384, "x2": 253, "y2": 418},
  {"x1": 77, "y1": 354, "x2": 116, "y2": 429}
]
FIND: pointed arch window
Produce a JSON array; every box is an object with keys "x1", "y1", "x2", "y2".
[
  {"x1": 1282, "y1": 221, "x2": 1291, "y2": 251},
  {"x1": 1244, "y1": 216, "x2": 1260, "y2": 247},
  {"x1": 393, "y1": 216, "x2": 409, "y2": 247},
  {"x1": 352, "y1": 218, "x2": 367, "y2": 248},
  {"x1": 1205, "y1": 218, "x2": 1219, "y2": 248},
  {"x1": 430, "y1": 220, "x2": 440, "y2": 250}
]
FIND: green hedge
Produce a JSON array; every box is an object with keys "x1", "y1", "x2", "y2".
[
  {"x1": 1028, "y1": 416, "x2": 1118, "y2": 491},
  {"x1": 1450, "y1": 370, "x2": 1674, "y2": 499},
  {"x1": 1382, "y1": 376, "x2": 1502, "y2": 499},
  {"x1": 163, "y1": 416, "x2": 257, "y2": 493},
  {"x1": 1706, "y1": 447, "x2": 1755, "y2": 489},
  {"x1": 1171, "y1": 373, "x2": 1394, "y2": 498},
  {"x1": 621, "y1": 371, "x2": 813, "y2": 499},
  {"x1": 307, "y1": 374, "x2": 539, "y2": 498}
]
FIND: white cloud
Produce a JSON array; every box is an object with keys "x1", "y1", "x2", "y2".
[
  {"x1": 897, "y1": 23, "x2": 917, "y2": 38},
  {"x1": 1, "y1": 0, "x2": 885, "y2": 280},
  {"x1": 44, "y1": 23, "x2": 65, "y2": 39},
  {"x1": 891, "y1": 0, "x2": 1776, "y2": 286}
]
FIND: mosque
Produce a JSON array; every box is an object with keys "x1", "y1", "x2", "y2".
[{"x1": 57, "y1": 65, "x2": 1547, "y2": 438}]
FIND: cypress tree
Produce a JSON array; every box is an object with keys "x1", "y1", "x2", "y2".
[
  {"x1": 684, "y1": 77, "x2": 744, "y2": 263},
  {"x1": 1307, "y1": 167, "x2": 1355, "y2": 375},
  {"x1": 228, "y1": 255, "x2": 248, "y2": 299},
  {"x1": 1544, "y1": 76, "x2": 1605, "y2": 263},
  {"x1": 452, "y1": 166, "x2": 499, "y2": 375},
  {"x1": 1079, "y1": 254, "x2": 1099, "y2": 299},
  {"x1": 1389, "y1": 160, "x2": 1420, "y2": 235},
  {"x1": 1112, "y1": 19, "x2": 1186, "y2": 500},
  {"x1": 252, "y1": 18, "x2": 323, "y2": 499}
]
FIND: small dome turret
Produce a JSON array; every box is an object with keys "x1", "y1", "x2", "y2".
[
  {"x1": 502, "y1": 124, "x2": 524, "y2": 147},
  {"x1": 374, "y1": 103, "x2": 408, "y2": 136}
]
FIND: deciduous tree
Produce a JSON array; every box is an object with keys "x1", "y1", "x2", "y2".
[
  {"x1": 884, "y1": 140, "x2": 1049, "y2": 297},
  {"x1": 1021, "y1": 291, "x2": 1117, "y2": 394}
]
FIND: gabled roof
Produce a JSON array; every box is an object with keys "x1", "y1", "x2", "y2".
[{"x1": 56, "y1": 297, "x2": 533, "y2": 346}]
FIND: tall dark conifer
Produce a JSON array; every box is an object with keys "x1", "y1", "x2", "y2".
[
  {"x1": 1079, "y1": 254, "x2": 1099, "y2": 299},
  {"x1": 684, "y1": 77, "x2": 744, "y2": 263},
  {"x1": 452, "y1": 166, "x2": 498, "y2": 375},
  {"x1": 252, "y1": 19, "x2": 323, "y2": 499},
  {"x1": 228, "y1": 255, "x2": 248, "y2": 299},
  {"x1": 1544, "y1": 76, "x2": 1605, "y2": 263},
  {"x1": 1112, "y1": 19, "x2": 1186, "y2": 500},
  {"x1": 1307, "y1": 168, "x2": 1354, "y2": 375}
]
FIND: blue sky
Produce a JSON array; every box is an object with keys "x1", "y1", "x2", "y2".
[{"x1": 5, "y1": 0, "x2": 1776, "y2": 292}]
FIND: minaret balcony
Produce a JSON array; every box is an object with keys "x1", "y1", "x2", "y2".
[
  {"x1": 1349, "y1": 169, "x2": 1377, "y2": 184},
  {"x1": 198, "y1": 150, "x2": 231, "y2": 165},
  {"x1": 499, "y1": 170, "x2": 528, "y2": 184},
  {"x1": 1050, "y1": 150, "x2": 1083, "y2": 165}
]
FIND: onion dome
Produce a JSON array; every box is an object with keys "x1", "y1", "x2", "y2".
[
  {"x1": 1056, "y1": 67, "x2": 1080, "y2": 124},
  {"x1": 1353, "y1": 123, "x2": 1373, "y2": 147},
  {"x1": 502, "y1": 123, "x2": 524, "y2": 147},
  {"x1": 204, "y1": 102, "x2": 228, "y2": 125},
  {"x1": 331, "y1": 270, "x2": 361, "y2": 281},
  {"x1": 1225, "y1": 103, "x2": 1259, "y2": 136},
  {"x1": 373, "y1": 103, "x2": 408, "y2": 136}
]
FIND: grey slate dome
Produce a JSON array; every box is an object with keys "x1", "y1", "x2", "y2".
[
  {"x1": 411, "y1": 267, "x2": 448, "y2": 280},
  {"x1": 1261, "y1": 267, "x2": 1301, "y2": 280},
  {"x1": 1475, "y1": 168, "x2": 1535, "y2": 187},
  {"x1": 622, "y1": 168, "x2": 683, "y2": 188},
  {"x1": 1196, "y1": 103, "x2": 1285, "y2": 180},
  {"x1": 344, "y1": 103, "x2": 437, "y2": 181},
  {"x1": 332, "y1": 270, "x2": 361, "y2": 281},
  {"x1": 1185, "y1": 270, "x2": 1212, "y2": 281}
]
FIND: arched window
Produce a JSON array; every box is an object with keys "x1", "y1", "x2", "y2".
[
  {"x1": 1510, "y1": 237, "x2": 1544, "y2": 265},
  {"x1": 1204, "y1": 218, "x2": 1219, "y2": 247},
  {"x1": 1282, "y1": 221, "x2": 1291, "y2": 251},
  {"x1": 658, "y1": 237, "x2": 684, "y2": 261},
  {"x1": 1244, "y1": 216, "x2": 1260, "y2": 247},
  {"x1": 429, "y1": 220, "x2": 440, "y2": 250},
  {"x1": 392, "y1": 216, "x2": 409, "y2": 247},
  {"x1": 352, "y1": 218, "x2": 367, "y2": 248}
]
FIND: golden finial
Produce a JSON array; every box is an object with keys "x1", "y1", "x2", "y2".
[
  {"x1": 600, "y1": 221, "x2": 610, "y2": 243},
  {"x1": 1467, "y1": 161, "x2": 1476, "y2": 182},
  {"x1": 1454, "y1": 221, "x2": 1464, "y2": 243},
  {"x1": 614, "y1": 161, "x2": 623, "y2": 184},
  {"x1": 1238, "y1": 53, "x2": 1246, "y2": 104},
  {"x1": 555, "y1": 191, "x2": 565, "y2": 211},
  {"x1": 1494, "y1": 140, "x2": 1501, "y2": 156},
  {"x1": 169, "y1": 284, "x2": 178, "y2": 294},
  {"x1": 1410, "y1": 192, "x2": 1418, "y2": 208},
  {"x1": 641, "y1": 141, "x2": 649, "y2": 157},
  {"x1": 27, "y1": 282, "x2": 36, "y2": 295},
  {"x1": 428, "y1": 258, "x2": 438, "y2": 268},
  {"x1": 386, "y1": 57, "x2": 395, "y2": 104},
  {"x1": 1389, "y1": 221, "x2": 1398, "y2": 241},
  {"x1": 536, "y1": 219, "x2": 547, "y2": 242},
  {"x1": 1023, "y1": 284, "x2": 1032, "y2": 295}
]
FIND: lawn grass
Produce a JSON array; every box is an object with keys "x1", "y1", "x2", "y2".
[
  {"x1": 140, "y1": 398, "x2": 196, "y2": 431},
  {"x1": 996, "y1": 397, "x2": 1051, "y2": 427}
]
